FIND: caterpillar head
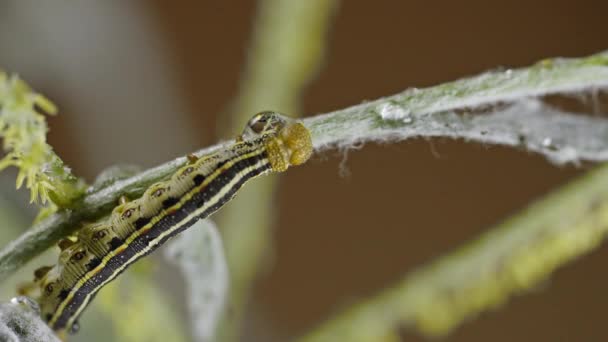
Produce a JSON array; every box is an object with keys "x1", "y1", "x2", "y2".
[{"x1": 244, "y1": 111, "x2": 312, "y2": 172}]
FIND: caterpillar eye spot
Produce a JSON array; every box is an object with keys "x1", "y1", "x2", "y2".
[
  {"x1": 152, "y1": 188, "x2": 165, "y2": 197},
  {"x1": 93, "y1": 230, "x2": 107, "y2": 240},
  {"x1": 122, "y1": 208, "x2": 135, "y2": 219},
  {"x1": 71, "y1": 251, "x2": 86, "y2": 261},
  {"x1": 182, "y1": 167, "x2": 194, "y2": 176},
  {"x1": 45, "y1": 283, "x2": 54, "y2": 295}
]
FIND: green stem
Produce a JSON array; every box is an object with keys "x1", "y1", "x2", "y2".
[{"x1": 300, "y1": 162, "x2": 608, "y2": 341}]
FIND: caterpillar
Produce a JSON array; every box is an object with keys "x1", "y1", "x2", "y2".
[{"x1": 22, "y1": 111, "x2": 312, "y2": 338}]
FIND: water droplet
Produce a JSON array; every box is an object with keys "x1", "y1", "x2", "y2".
[
  {"x1": 542, "y1": 137, "x2": 559, "y2": 151},
  {"x1": 379, "y1": 103, "x2": 404, "y2": 120},
  {"x1": 69, "y1": 320, "x2": 80, "y2": 334},
  {"x1": 378, "y1": 103, "x2": 413, "y2": 124},
  {"x1": 41, "y1": 163, "x2": 52, "y2": 173}
]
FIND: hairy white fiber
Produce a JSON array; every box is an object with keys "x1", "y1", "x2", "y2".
[
  {"x1": 305, "y1": 52, "x2": 608, "y2": 164},
  {"x1": 164, "y1": 220, "x2": 228, "y2": 342},
  {"x1": 0, "y1": 297, "x2": 59, "y2": 342}
]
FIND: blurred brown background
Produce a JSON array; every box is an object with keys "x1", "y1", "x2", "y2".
[{"x1": 1, "y1": 1, "x2": 607, "y2": 341}]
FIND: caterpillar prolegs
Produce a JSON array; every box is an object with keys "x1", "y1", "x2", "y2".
[{"x1": 21, "y1": 112, "x2": 312, "y2": 337}]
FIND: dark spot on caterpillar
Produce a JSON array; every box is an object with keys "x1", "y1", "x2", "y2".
[
  {"x1": 135, "y1": 217, "x2": 151, "y2": 229},
  {"x1": 216, "y1": 160, "x2": 228, "y2": 169},
  {"x1": 45, "y1": 314, "x2": 52, "y2": 322},
  {"x1": 182, "y1": 166, "x2": 194, "y2": 176},
  {"x1": 122, "y1": 208, "x2": 135, "y2": 219},
  {"x1": 108, "y1": 237, "x2": 123, "y2": 251},
  {"x1": 86, "y1": 258, "x2": 102, "y2": 270},
  {"x1": 193, "y1": 174, "x2": 205, "y2": 186},
  {"x1": 58, "y1": 289, "x2": 69, "y2": 300},
  {"x1": 45, "y1": 283, "x2": 54, "y2": 295},
  {"x1": 162, "y1": 197, "x2": 179, "y2": 209},
  {"x1": 71, "y1": 251, "x2": 86, "y2": 262},
  {"x1": 93, "y1": 229, "x2": 107, "y2": 240}
]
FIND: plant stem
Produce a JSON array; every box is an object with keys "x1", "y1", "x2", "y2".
[
  {"x1": 0, "y1": 50, "x2": 606, "y2": 298},
  {"x1": 299, "y1": 162, "x2": 608, "y2": 341}
]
